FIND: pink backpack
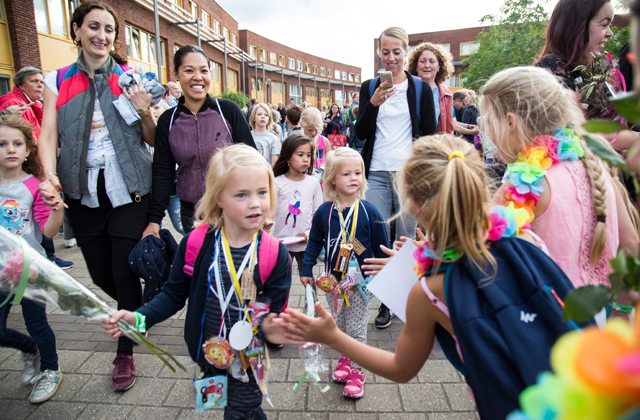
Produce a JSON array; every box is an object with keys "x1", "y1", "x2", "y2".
[{"x1": 183, "y1": 225, "x2": 289, "y2": 310}]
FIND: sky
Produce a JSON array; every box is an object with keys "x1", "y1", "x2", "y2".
[{"x1": 215, "y1": 0, "x2": 564, "y2": 79}]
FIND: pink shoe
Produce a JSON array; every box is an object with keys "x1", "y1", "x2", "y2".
[
  {"x1": 343, "y1": 368, "x2": 365, "y2": 399},
  {"x1": 332, "y1": 355, "x2": 351, "y2": 383}
]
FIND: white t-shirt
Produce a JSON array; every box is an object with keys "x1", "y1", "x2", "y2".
[
  {"x1": 369, "y1": 79, "x2": 412, "y2": 172},
  {"x1": 251, "y1": 131, "x2": 281, "y2": 163},
  {"x1": 44, "y1": 70, "x2": 117, "y2": 164},
  {"x1": 273, "y1": 174, "x2": 323, "y2": 252}
]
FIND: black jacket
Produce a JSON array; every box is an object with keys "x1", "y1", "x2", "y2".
[{"x1": 355, "y1": 71, "x2": 437, "y2": 177}]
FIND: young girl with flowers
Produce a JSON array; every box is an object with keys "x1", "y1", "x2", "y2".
[
  {"x1": 282, "y1": 135, "x2": 574, "y2": 418},
  {"x1": 484, "y1": 67, "x2": 639, "y2": 307}
]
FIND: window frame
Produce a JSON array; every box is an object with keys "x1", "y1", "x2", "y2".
[
  {"x1": 270, "y1": 52, "x2": 277, "y2": 65},
  {"x1": 34, "y1": 0, "x2": 71, "y2": 38},
  {"x1": 279, "y1": 55, "x2": 285, "y2": 67},
  {"x1": 201, "y1": 11, "x2": 211, "y2": 28},
  {"x1": 250, "y1": 45, "x2": 258, "y2": 59},
  {"x1": 320, "y1": 67, "x2": 326, "y2": 76},
  {"x1": 288, "y1": 58, "x2": 295, "y2": 70},
  {"x1": 125, "y1": 23, "x2": 166, "y2": 66},
  {"x1": 297, "y1": 60, "x2": 303, "y2": 72},
  {"x1": 260, "y1": 48, "x2": 267, "y2": 62},
  {"x1": 312, "y1": 65, "x2": 318, "y2": 75}
]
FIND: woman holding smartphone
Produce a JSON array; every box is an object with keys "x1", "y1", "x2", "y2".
[
  {"x1": 355, "y1": 26, "x2": 437, "y2": 329},
  {"x1": 324, "y1": 103, "x2": 345, "y2": 144}
]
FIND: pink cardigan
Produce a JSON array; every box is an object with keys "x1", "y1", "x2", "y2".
[{"x1": 437, "y1": 84, "x2": 454, "y2": 134}]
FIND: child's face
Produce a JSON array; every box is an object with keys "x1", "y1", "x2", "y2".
[
  {"x1": 288, "y1": 143, "x2": 312, "y2": 174},
  {"x1": 302, "y1": 125, "x2": 318, "y2": 139},
  {"x1": 332, "y1": 157, "x2": 363, "y2": 198},
  {"x1": 254, "y1": 108, "x2": 270, "y2": 128},
  {"x1": 151, "y1": 103, "x2": 165, "y2": 119},
  {"x1": 0, "y1": 126, "x2": 28, "y2": 171},
  {"x1": 218, "y1": 166, "x2": 271, "y2": 234}
]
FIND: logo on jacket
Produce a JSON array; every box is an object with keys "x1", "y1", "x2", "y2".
[
  {"x1": 1, "y1": 199, "x2": 29, "y2": 235},
  {"x1": 520, "y1": 311, "x2": 538, "y2": 323}
]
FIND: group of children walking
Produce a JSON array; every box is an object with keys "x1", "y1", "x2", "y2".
[{"x1": 2, "y1": 64, "x2": 638, "y2": 418}]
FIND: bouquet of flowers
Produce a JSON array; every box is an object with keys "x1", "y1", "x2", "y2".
[
  {"x1": 0, "y1": 227, "x2": 185, "y2": 372},
  {"x1": 574, "y1": 52, "x2": 624, "y2": 121}
]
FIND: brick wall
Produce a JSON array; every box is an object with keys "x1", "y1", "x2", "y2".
[{"x1": 4, "y1": 0, "x2": 41, "y2": 71}]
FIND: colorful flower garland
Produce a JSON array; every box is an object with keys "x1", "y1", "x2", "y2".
[{"x1": 413, "y1": 128, "x2": 584, "y2": 277}]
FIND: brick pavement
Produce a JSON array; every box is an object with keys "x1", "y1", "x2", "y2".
[{"x1": 0, "y1": 218, "x2": 478, "y2": 419}]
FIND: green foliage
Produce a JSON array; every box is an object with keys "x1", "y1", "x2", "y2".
[
  {"x1": 563, "y1": 285, "x2": 612, "y2": 322},
  {"x1": 461, "y1": 0, "x2": 549, "y2": 92},
  {"x1": 215, "y1": 89, "x2": 249, "y2": 109},
  {"x1": 604, "y1": 25, "x2": 631, "y2": 58}
]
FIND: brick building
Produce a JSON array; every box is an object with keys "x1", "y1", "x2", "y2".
[
  {"x1": 239, "y1": 30, "x2": 361, "y2": 107},
  {"x1": 0, "y1": 0, "x2": 361, "y2": 106}
]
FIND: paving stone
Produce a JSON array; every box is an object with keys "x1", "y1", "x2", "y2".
[
  {"x1": 0, "y1": 397, "x2": 36, "y2": 419},
  {"x1": 131, "y1": 353, "x2": 168, "y2": 378},
  {"x1": 280, "y1": 412, "x2": 327, "y2": 420},
  {"x1": 176, "y1": 407, "x2": 224, "y2": 419},
  {"x1": 268, "y1": 358, "x2": 289, "y2": 382},
  {"x1": 75, "y1": 353, "x2": 118, "y2": 375},
  {"x1": 93, "y1": 342, "x2": 118, "y2": 352},
  {"x1": 47, "y1": 322, "x2": 85, "y2": 332},
  {"x1": 354, "y1": 384, "x2": 401, "y2": 412},
  {"x1": 428, "y1": 413, "x2": 479, "y2": 420},
  {"x1": 262, "y1": 382, "x2": 307, "y2": 411},
  {"x1": 78, "y1": 323, "x2": 105, "y2": 333},
  {"x1": 399, "y1": 383, "x2": 449, "y2": 412},
  {"x1": 328, "y1": 414, "x2": 378, "y2": 420},
  {"x1": 50, "y1": 373, "x2": 90, "y2": 402},
  {"x1": 88, "y1": 333, "x2": 116, "y2": 342},
  {"x1": 76, "y1": 403, "x2": 133, "y2": 419},
  {"x1": 373, "y1": 372, "x2": 417, "y2": 384},
  {"x1": 0, "y1": 371, "x2": 33, "y2": 399},
  {"x1": 158, "y1": 356, "x2": 195, "y2": 379},
  {"x1": 127, "y1": 406, "x2": 181, "y2": 419},
  {"x1": 56, "y1": 331, "x2": 95, "y2": 341},
  {"x1": 150, "y1": 327, "x2": 184, "y2": 336},
  {"x1": 417, "y1": 360, "x2": 462, "y2": 383},
  {"x1": 27, "y1": 401, "x2": 86, "y2": 419},
  {"x1": 307, "y1": 382, "x2": 355, "y2": 412},
  {"x1": 0, "y1": 351, "x2": 22, "y2": 371},
  {"x1": 164, "y1": 379, "x2": 195, "y2": 408},
  {"x1": 379, "y1": 414, "x2": 427, "y2": 420},
  {"x1": 118, "y1": 377, "x2": 176, "y2": 406},
  {"x1": 71, "y1": 374, "x2": 120, "y2": 403},
  {"x1": 159, "y1": 335, "x2": 188, "y2": 345},
  {"x1": 58, "y1": 341, "x2": 98, "y2": 351},
  {"x1": 443, "y1": 383, "x2": 476, "y2": 411},
  {"x1": 57, "y1": 350, "x2": 93, "y2": 373}
]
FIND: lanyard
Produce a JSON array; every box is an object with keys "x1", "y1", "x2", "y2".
[{"x1": 327, "y1": 199, "x2": 359, "y2": 270}]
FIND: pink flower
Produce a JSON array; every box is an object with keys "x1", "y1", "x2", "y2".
[
  {"x1": 504, "y1": 187, "x2": 541, "y2": 204},
  {"x1": 0, "y1": 249, "x2": 38, "y2": 285},
  {"x1": 488, "y1": 213, "x2": 508, "y2": 241}
]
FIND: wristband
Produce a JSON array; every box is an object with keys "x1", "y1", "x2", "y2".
[
  {"x1": 610, "y1": 302, "x2": 634, "y2": 313},
  {"x1": 132, "y1": 311, "x2": 146, "y2": 332},
  {"x1": 45, "y1": 172, "x2": 57, "y2": 178}
]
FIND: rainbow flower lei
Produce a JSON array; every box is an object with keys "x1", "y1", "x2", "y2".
[{"x1": 413, "y1": 128, "x2": 584, "y2": 277}]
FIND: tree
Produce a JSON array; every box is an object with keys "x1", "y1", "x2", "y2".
[
  {"x1": 461, "y1": 0, "x2": 549, "y2": 92},
  {"x1": 604, "y1": 25, "x2": 631, "y2": 57},
  {"x1": 215, "y1": 89, "x2": 249, "y2": 109}
]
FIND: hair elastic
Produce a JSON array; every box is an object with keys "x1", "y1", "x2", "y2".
[
  {"x1": 597, "y1": 214, "x2": 607, "y2": 224},
  {"x1": 448, "y1": 151, "x2": 465, "y2": 161}
]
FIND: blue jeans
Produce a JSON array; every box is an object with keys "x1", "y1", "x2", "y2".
[
  {"x1": 365, "y1": 171, "x2": 418, "y2": 246},
  {"x1": 0, "y1": 296, "x2": 58, "y2": 371},
  {"x1": 167, "y1": 196, "x2": 184, "y2": 235},
  {"x1": 41, "y1": 236, "x2": 55, "y2": 259}
]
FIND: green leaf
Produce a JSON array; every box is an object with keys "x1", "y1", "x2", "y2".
[
  {"x1": 582, "y1": 120, "x2": 628, "y2": 134},
  {"x1": 563, "y1": 285, "x2": 612, "y2": 322},
  {"x1": 609, "y1": 247, "x2": 629, "y2": 275},
  {"x1": 610, "y1": 92, "x2": 640, "y2": 126},
  {"x1": 583, "y1": 134, "x2": 628, "y2": 170}
]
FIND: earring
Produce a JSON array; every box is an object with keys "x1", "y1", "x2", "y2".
[
  {"x1": 287, "y1": 163, "x2": 290, "y2": 166},
  {"x1": 25, "y1": 157, "x2": 28, "y2": 161}
]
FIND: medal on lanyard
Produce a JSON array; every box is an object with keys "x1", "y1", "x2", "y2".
[{"x1": 334, "y1": 200, "x2": 358, "y2": 274}]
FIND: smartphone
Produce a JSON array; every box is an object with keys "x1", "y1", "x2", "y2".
[
  {"x1": 23, "y1": 102, "x2": 34, "y2": 107},
  {"x1": 379, "y1": 71, "x2": 393, "y2": 89}
]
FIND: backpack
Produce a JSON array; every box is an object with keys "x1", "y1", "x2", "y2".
[
  {"x1": 183, "y1": 225, "x2": 289, "y2": 310},
  {"x1": 368, "y1": 75, "x2": 423, "y2": 124},
  {"x1": 429, "y1": 237, "x2": 593, "y2": 420}
]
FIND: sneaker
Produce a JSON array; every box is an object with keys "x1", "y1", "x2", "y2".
[
  {"x1": 375, "y1": 304, "x2": 395, "y2": 329},
  {"x1": 19, "y1": 350, "x2": 40, "y2": 386},
  {"x1": 332, "y1": 355, "x2": 351, "y2": 383},
  {"x1": 50, "y1": 256, "x2": 74, "y2": 270},
  {"x1": 318, "y1": 248, "x2": 325, "y2": 262},
  {"x1": 343, "y1": 368, "x2": 365, "y2": 399},
  {"x1": 112, "y1": 353, "x2": 136, "y2": 391},
  {"x1": 64, "y1": 238, "x2": 76, "y2": 248},
  {"x1": 29, "y1": 368, "x2": 62, "y2": 403}
]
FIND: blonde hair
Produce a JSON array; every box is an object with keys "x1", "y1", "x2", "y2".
[
  {"x1": 397, "y1": 135, "x2": 495, "y2": 275},
  {"x1": 249, "y1": 103, "x2": 273, "y2": 130},
  {"x1": 194, "y1": 144, "x2": 278, "y2": 231},
  {"x1": 323, "y1": 147, "x2": 368, "y2": 202},
  {"x1": 377, "y1": 26, "x2": 409, "y2": 56},
  {"x1": 406, "y1": 43, "x2": 454, "y2": 86},
  {"x1": 270, "y1": 109, "x2": 281, "y2": 134},
  {"x1": 480, "y1": 66, "x2": 639, "y2": 264},
  {"x1": 300, "y1": 107, "x2": 324, "y2": 133}
]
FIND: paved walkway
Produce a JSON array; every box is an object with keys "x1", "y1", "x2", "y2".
[{"x1": 1, "y1": 219, "x2": 478, "y2": 419}]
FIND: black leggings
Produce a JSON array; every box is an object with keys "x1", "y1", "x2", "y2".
[
  {"x1": 180, "y1": 200, "x2": 196, "y2": 234},
  {"x1": 66, "y1": 171, "x2": 147, "y2": 355}
]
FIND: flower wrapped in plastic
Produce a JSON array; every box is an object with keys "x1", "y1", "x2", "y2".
[
  {"x1": 293, "y1": 284, "x2": 330, "y2": 394},
  {"x1": 0, "y1": 227, "x2": 185, "y2": 372}
]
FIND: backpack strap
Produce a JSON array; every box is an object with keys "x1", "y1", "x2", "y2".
[
  {"x1": 215, "y1": 98, "x2": 233, "y2": 139},
  {"x1": 368, "y1": 77, "x2": 379, "y2": 100},
  {"x1": 183, "y1": 224, "x2": 209, "y2": 276},
  {"x1": 56, "y1": 64, "x2": 73, "y2": 92},
  {"x1": 258, "y1": 231, "x2": 280, "y2": 284},
  {"x1": 368, "y1": 75, "x2": 422, "y2": 124}
]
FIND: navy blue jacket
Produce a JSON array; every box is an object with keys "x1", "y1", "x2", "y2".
[
  {"x1": 301, "y1": 200, "x2": 389, "y2": 278},
  {"x1": 136, "y1": 229, "x2": 292, "y2": 362}
]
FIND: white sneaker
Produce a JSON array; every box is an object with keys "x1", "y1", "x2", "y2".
[
  {"x1": 64, "y1": 238, "x2": 76, "y2": 248},
  {"x1": 29, "y1": 368, "x2": 62, "y2": 404},
  {"x1": 19, "y1": 350, "x2": 40, "y2": 386}
]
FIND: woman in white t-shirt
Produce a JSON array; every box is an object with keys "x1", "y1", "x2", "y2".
[{"x1": 354, "y1": 26, "x2": 437, "y2": 329}]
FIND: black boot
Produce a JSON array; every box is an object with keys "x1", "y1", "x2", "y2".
[{"x1": 375, "y1": 304, "x2": 395, "y2": 329}]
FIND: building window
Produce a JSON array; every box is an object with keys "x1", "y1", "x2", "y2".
[
  {"x1": 272, "y1": 81, "x2": 282, "y2": 94},
  {"x1": 223, "y1": 27, "x2": 229, "y2": 40},
  {"x1": 297, "y1": 60, "x2": 303, "y2": 72},
  {"x1": 288, "y1": 58, "x2": 295, "y2": 70},
  {"x1": 312, "y1": 65, "x2": 318, "y2": 75},
  {"x1": 227, "y1": 68, "x2": 238, "y2": 89},
  {"x1": 289, "y1": 83, "x2": 302, "y2": 103},
  {"x1": 320, "y1": 67, "x2": 326, "y2": 76},
  {"x1": 441, "y1": 44, "x2": 450, "y2": 53},
  {"x1": 335, "y1": 70, "x2": 341, "y2": 80},
  {"x1": 0, "y1": 76, "x2": 10, "y2": 97},
  {"x1": 201, "y1": 11, "x2": 211, "y2": 28},
  {"x1": 231, "y1": 33, "x2": 237, "y2": 46},
  {"x1": 320, "y1": 89, "x2": 331, "y2": 100},
  {"x1": 34, "y1": 0, "x2": 70, "y2": 37},
  {"x1": 174, "y1": 43, "x2": 182, "y2": 54},
  {"x1": 210, "y1": 61, "x2": 221, "y2": 82},
  {"x1": 125, "y1": 24, "x2": 165, "y2": 65},
  {"x1": 250, "y1": 46, "x2": 257, "y2": 59},
  {"x1": 460, "y1": 42, "x2": 480, "y2": 55},
  {"x1": 341, "y1": 72, "x2": 347, "y2": 81},
  {"x1": 187, "y1": 0, "x2": 197, "y2": 17},
  {"x1": 251, "y1": 77, "x2": 264, "y2": 91},
  {"x1": 212, "y1": 19, "x2": 221, "y2": 35},
  {"x1": 355, "y1": 75, "x2": 360, "y2": 83},
  {"x1": 279, "y1": 55, "x2": 285, "y2": 67},
  {"x1": 348, "y1": 73, "x2": 354, "y2": 82},
  {"x1": 270, "y1": 52, "x2": 277, "y2": 65},
  {"x1": 260, "y1": 49, "x2": 267, "y2": 62},
  {"x1": 305, "y1": 63, "x2": 311, "y2": 73},
  {"x1": 328, "y1": 69, "x2": 333, "y2": 78},
  {"x1": 334, "y1": 90, "x2": 346, "y2": 105}
]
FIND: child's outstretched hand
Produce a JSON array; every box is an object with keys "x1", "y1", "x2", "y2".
[
  {"x1": 38, "y1": 181, "x2": 66, "y2": 211},
  {"x1": 300, "y1": 276, "x2": 314, "y2": 287},
  {"x1": 281, "y1": 302, "x2": 338, "y2": 345},
  {"x1": 101, "y1": 310, "x2": 137, "y2": 339},
  {"x1": 362, "y1": 244, "x2": 396, "y2": 276},
  {"x1": 262, "y1": 313, "x2": 304, "y2": 345}
]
